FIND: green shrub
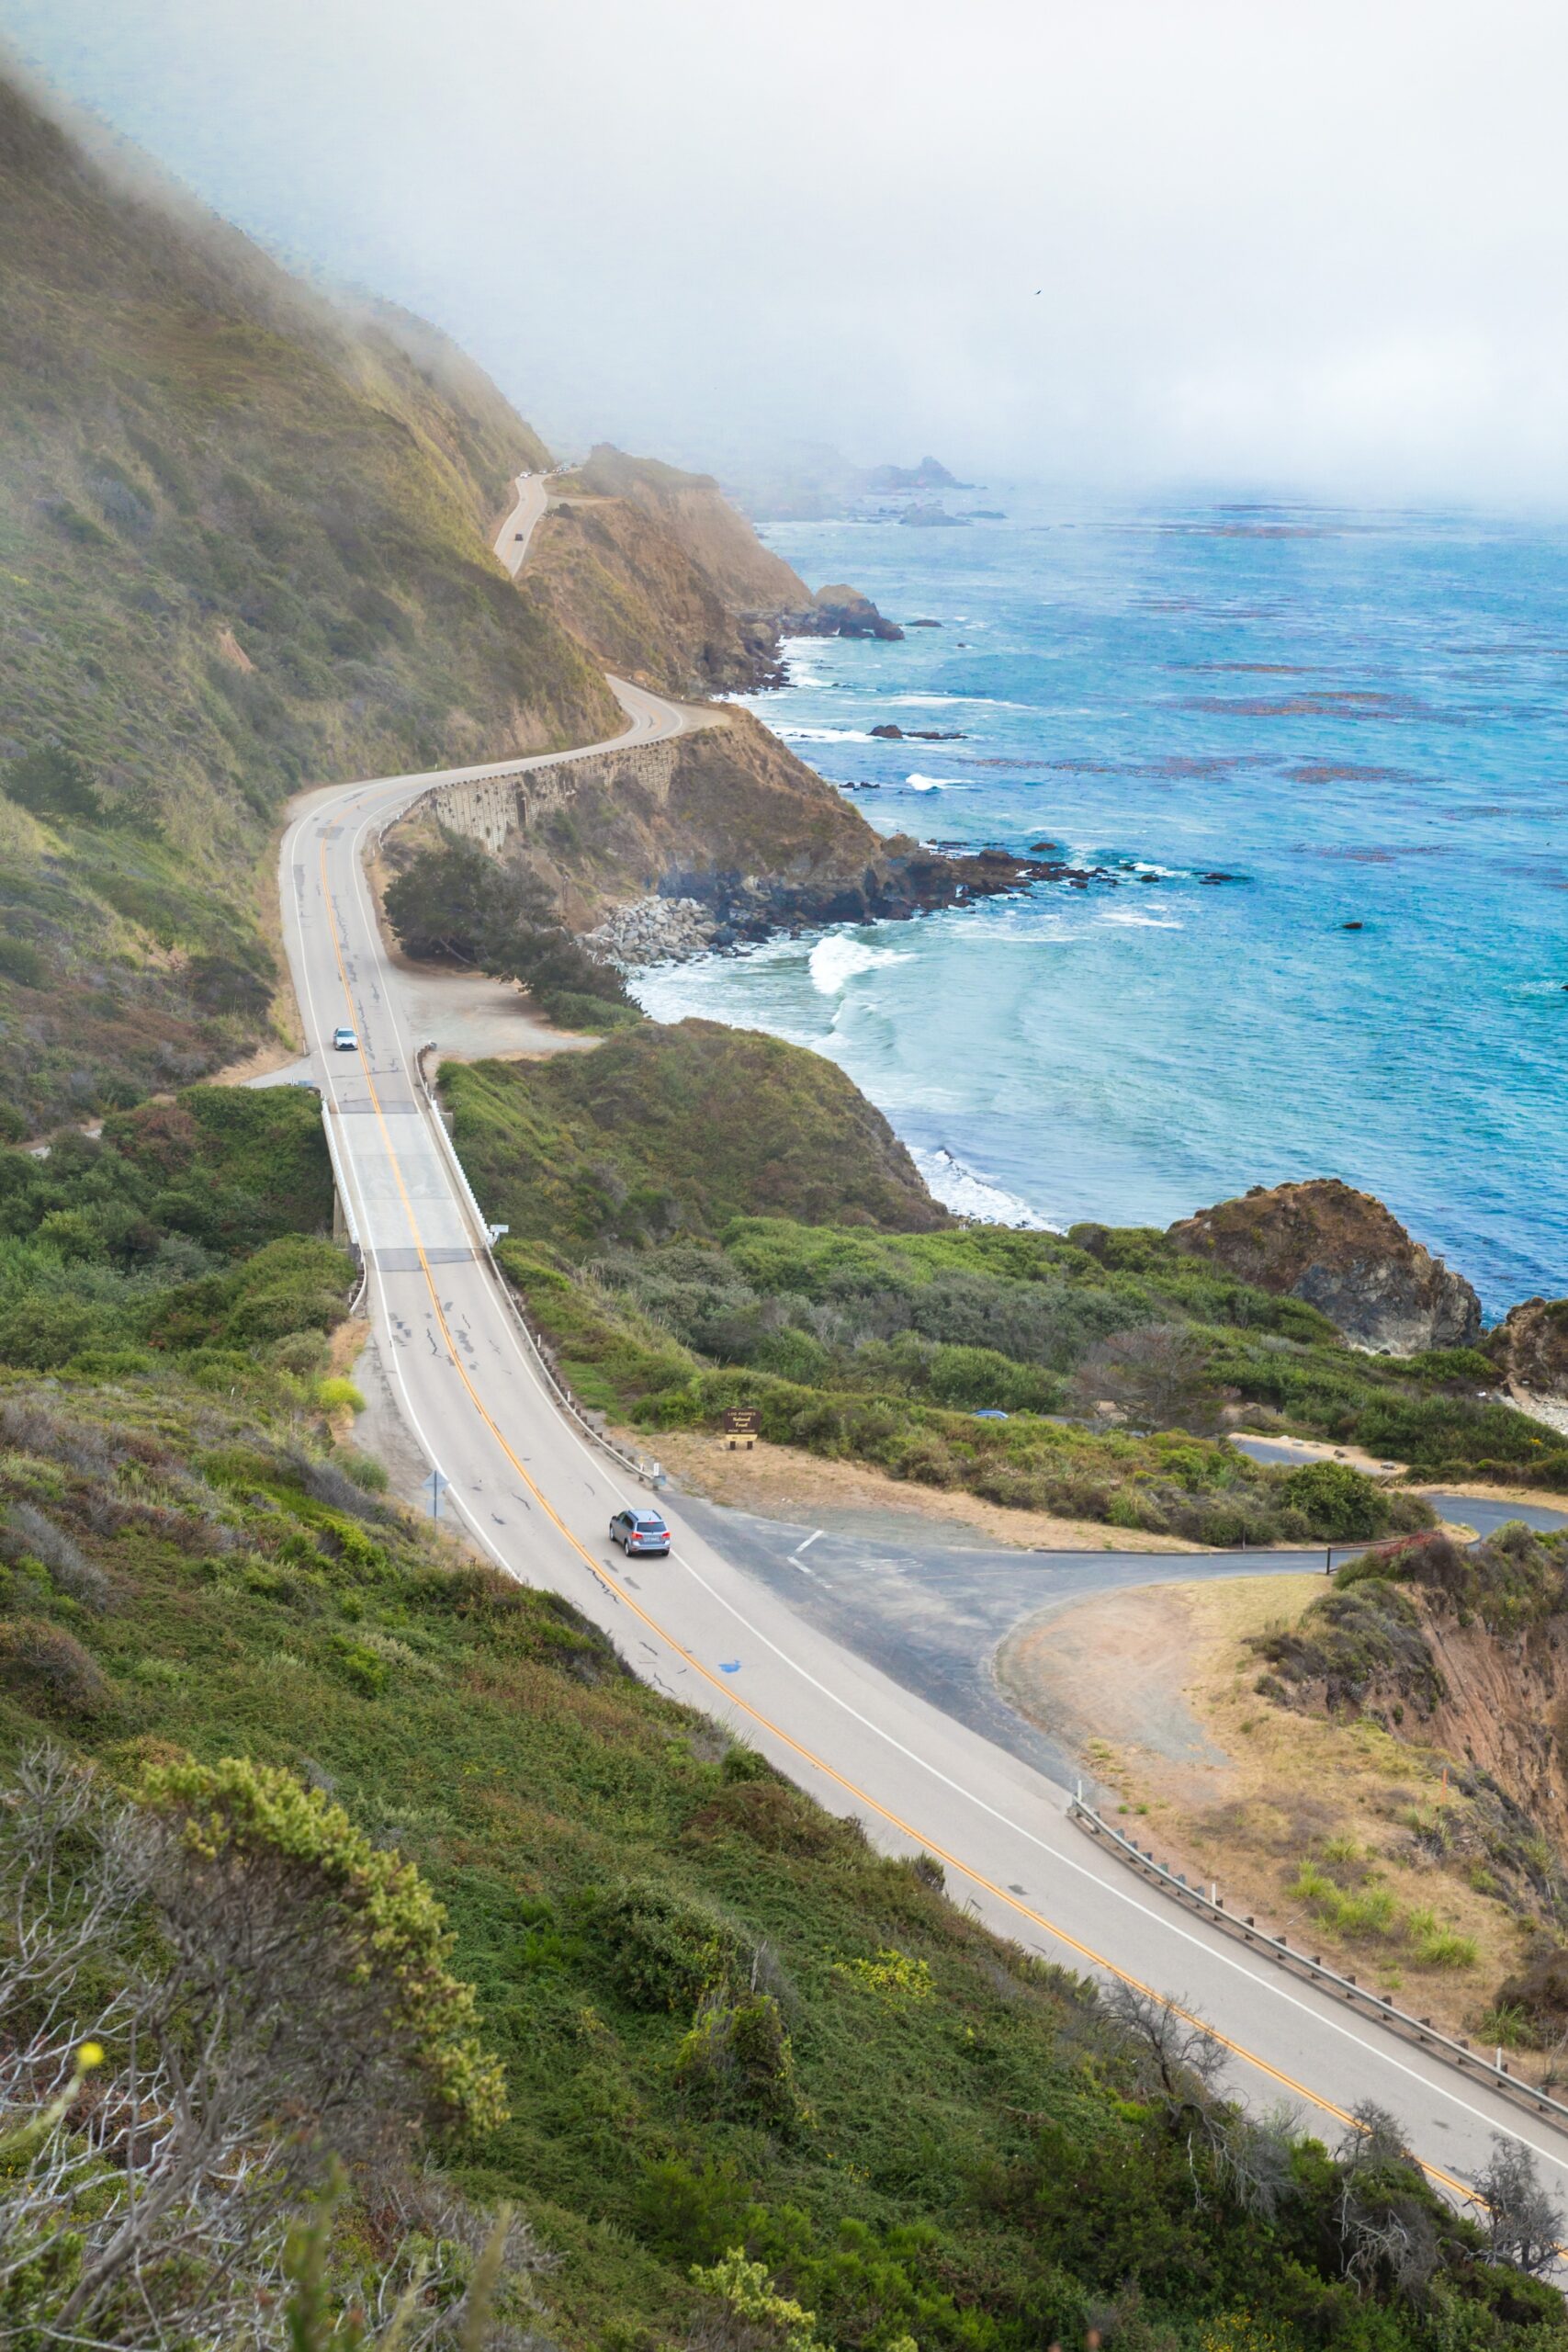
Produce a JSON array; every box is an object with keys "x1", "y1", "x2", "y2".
[
  {"x1": 632, "y1": 2156, "x2": 757, "y2": 2267},
  {"x1": 4, "y1": 743, "x2": 102, "y2": 821},
  {"x1": 0, "y1": 1616, "x2": 113, "y2": 1716},
  {"x1": 592, "y1": 1878, "x2": 747, "y2": 2011},
  {"x1": 1280, "y1": 1460, "x2": 1393, "y2": 1541},
  {"x1": 135, "y1": 1754, "x2": 507, "y2": 2132},
  {"x1": 675, "y1": 1992, "x2": 797, "y2": 2122},
  {"x1": 313, "y1": 1376, "x2": 366, "y2": 1415},
  {"x1": 0, "y1": 1294, "x2": 105, "y2": 1370}
]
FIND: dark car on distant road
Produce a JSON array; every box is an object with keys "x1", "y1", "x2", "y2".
[{"x1": 610, "y1": 1507, "x2": 671, "y2": 1557}]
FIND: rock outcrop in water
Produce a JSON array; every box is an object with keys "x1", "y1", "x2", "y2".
[
  {"x1": 774, "y1": 584, "x2": 904, "y2": 642},
  {"x1": 1165, "y1": 1177, "x2": 1483, "y2": 1353}
]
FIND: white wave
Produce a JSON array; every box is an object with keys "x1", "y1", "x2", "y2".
[
  {"x1": 775, "y1": 726, "x2": 880, "y2": 742},
  {"x1": 889, "y1": 693, "x2": 1029, "y2": 709},
  {"x1": 808, "y1": 934, "x2": 911, "y2": 995},
  {"x1": 914, "y1": 1147, "x2": 1059, "y2": 1230},
  {"x1": 1097, "y1": 905, "x2": 1185, "y2": 929},
  {"x1": 905, "y1": 773, "x2": 962, "y2": 791}
]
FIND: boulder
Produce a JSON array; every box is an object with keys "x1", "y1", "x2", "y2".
[
  {"x1": 1165, "y1": 1178, "x2": 1482, "y2": 1354},
  {"x1": 1488, "y1": 1296, "x2": 1568, "y2": 1397}
]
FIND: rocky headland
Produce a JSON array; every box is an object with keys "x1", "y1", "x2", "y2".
[
  {"x1": 1489, "y1": 1296, "x2": 1568, "y2": 1400},
  {"x1": 1165, "y1": 1177, "x2": 1483, "y2": 1352}
]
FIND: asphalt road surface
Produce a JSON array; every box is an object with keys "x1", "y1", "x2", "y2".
[
  {"x1": 272, "y1": 676, "x2": 1568, "y2": 2221},
  {"x1": 492, "y1": 471, "x2": 548, "y2": 576}
]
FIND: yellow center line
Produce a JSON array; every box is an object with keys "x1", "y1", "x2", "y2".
[{"x1": 317, "y1": 828, "x2": 1493, "y2": 2206}]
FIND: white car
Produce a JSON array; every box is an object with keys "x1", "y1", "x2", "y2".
[{"x1": 332, "y1": 1024, "x2": 358, "y2": 1052}]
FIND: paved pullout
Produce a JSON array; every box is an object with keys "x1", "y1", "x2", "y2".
[
  {"x1": 276, "y1": 677, "x2": 1568, "y2": 2220},
  {"x1": 679, "y1": 1480, "x2": 1568, "y2": 1792}
]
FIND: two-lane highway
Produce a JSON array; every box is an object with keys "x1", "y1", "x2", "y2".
[
  {"x1": 276, "y1": 681, "x2": 1568, "y2": 2220},
  {"x1": 493, "y1": 471, "x2": 549, "y2": 576}
]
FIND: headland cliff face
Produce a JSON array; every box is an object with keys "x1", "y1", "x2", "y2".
[
  {"x1": 383, "y1": 704, "x2": 1066, "y2": 954},
  {"x1": 525, "y1": 444, "x2": 902, "y2": 695}
]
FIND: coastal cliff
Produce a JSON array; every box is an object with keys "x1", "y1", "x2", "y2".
[
  {"x1": 1491, "y1": 1296, "x2": 1568, "y2": 1400},
  {"x1": 528, "y1": 443, "x2": 901, "y2": 693},
  {"x1": 383, "y1": 703, "x2": 1063, "y2": 949}
]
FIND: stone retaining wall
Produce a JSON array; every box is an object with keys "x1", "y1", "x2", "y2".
[{"x1": 406, "y1": 737, "x2": 679, "y2": 854}]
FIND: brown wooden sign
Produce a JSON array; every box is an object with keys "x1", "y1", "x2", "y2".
[{"x1": 724, "y1": 1406, "x2": 761, "y2": 1446}]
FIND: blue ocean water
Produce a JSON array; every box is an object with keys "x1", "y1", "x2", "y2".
[{"x1": 634, "y1": 493, "x2": 1568, "y2": 1317}]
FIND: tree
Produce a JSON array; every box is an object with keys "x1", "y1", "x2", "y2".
[
  {"x1": 0, "y1": 1747, "x2": 510, "y2": 2346},
  {"x1": 1469, "y1": 2132, "x2": 1564, "y2": 2275},
  {"x1": 383, "y1": 831, "x2": 630, "y2": 1013},
  {"x1": 1071, "y1": 1323, "x2": 1215, "y2": 1432},
  {"x1": 1100, "y1": 1983, "x2": 1295, "y2": 2218},
  {"x1": 1333, "y1": 2103, "x2": 1441, "y2": 2301},
  {"x1": 3, "y1": 743, "x2": 102, "y2": 821}
]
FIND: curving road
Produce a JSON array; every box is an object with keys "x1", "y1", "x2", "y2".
[
  {"x1": 276, "y1": 661, "x2": 1568, "y2": 2223},
  {"x1": 492, "y1": 471, "x2": 549, "y2": 577}
]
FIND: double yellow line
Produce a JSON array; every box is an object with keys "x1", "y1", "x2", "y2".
[{"x1": 318, "y1": 828, "x2": 1496, "y2": 2207}]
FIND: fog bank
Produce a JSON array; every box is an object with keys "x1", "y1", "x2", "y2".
[{"x1": 5, "y1": 0, "x2": 1568, "y2": 498}]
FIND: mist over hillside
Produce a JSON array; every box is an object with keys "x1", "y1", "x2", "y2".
[{"x1": 0, "y1": 66, "x2": 615, "y2": 1128}]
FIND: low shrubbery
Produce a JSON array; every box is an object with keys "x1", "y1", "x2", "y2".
[
  {"x1": 0, "y1": 1085, "x2": 348, "y2": 1391},
  {"x1": 451, "y1": 1037, "x2": 1568, "y2": 1540},
  {"x1": 1, "y1": 1370, "x2": 1563, "y2": 2350}
]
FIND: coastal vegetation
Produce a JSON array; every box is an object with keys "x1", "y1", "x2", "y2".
[
  {"x1": 3, "y1": 1364, "x2": 1566, "y2": 2347},
  {"x1": 0, "y1": 1083, "x2": 350, "y2": 1387},
  {"x1": 438, "y1": 1025, "x2": 1564, "y2": 1544},
  {"x1": 383, "y1": 829, "x2": 638, "y2": 1030},
  {"x1": 1066, "y1": 1522, "x2": 1568, "y2": 2052}
]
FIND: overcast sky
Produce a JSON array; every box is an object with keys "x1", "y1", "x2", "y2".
[{"x1": 6, "y1": 0, "x2": 1568, "y2": 499}]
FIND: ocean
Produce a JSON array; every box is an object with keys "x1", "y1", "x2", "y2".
[{"x1": 633, "y1": 492, "x2": 1568, "y2": 1318}]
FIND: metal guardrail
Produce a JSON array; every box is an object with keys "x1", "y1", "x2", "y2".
[
  {"x1": 409, "y1": 1044, "x2": 659, "y2": 1490},
  {"x1": 1069, "y1": 1795, "x2": 1568, "y2": 2135}
]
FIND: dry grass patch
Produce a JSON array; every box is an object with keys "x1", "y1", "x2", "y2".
[{"x1": 998, "y1": 1572, "x2": 1537, "y2": 2049}]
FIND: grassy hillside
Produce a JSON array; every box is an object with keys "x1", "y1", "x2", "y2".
[
  {"x1": 0, "y1": 69, "x2": 617, "y2": 1128},
  {"x1": 3, "y1": 1365, "x2": 1563, "y2": 2348},
  {"x1": 444, "y1": 1019, "x2": 951, "y2": 1245},
  {"x1": 0, "y1": 1080, "x2": 353, "y2": 1386},
  {"x1": 527, "y1": 443, "x2": 818, "y2": 694},
  {"x1": 559, "y1": 443, "x2": 811, "y2": 608}
]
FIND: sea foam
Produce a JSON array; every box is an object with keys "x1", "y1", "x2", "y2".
[
  {"x1": 914, "y1": 1147, "x2": 1057, "y2": 1229},
  {"x1": 808, "y1": 935, "x2": 911, "y2": 994}
]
